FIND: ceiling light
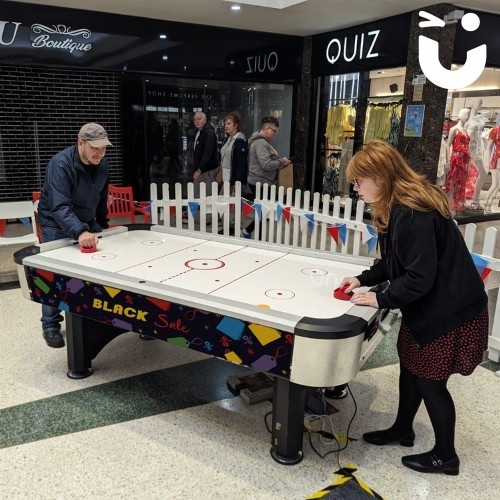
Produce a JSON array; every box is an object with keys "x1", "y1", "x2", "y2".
[
  {"x1": 162, "y1": 55, "x2": 168, "y2": 61},
  {"x1": 159, "y1": 34, "x2": 167, "y2": 39},
  {"x1": 231, "y1": 4, "x2": 241, "y2": 10}
]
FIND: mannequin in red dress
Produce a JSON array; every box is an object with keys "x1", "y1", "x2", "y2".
[
  {"x1": 464, "y1": 98, "x2": 486, "y2": 211},
  {"x1": 445, "y1": 108, "x2": 471, "y2": 215},
  {"x1": 484, "y1": 126, "x2": 500, "y2": 214}
]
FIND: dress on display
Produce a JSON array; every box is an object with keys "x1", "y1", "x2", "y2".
[
  {"x1": 489, "y1": 127, "x2": 500, "y2": 170},
  {"x1": 445, "y1": 130, "x2": 470, "y2": 212}
]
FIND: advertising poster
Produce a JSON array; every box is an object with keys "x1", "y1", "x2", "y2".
[{"x1": 403, "y1": 105, "x2": 425, "y2": 137}]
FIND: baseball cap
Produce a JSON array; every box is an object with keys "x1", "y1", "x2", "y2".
[{"x1": 78, "y1": 123, "x2": 113, "y2": 147}]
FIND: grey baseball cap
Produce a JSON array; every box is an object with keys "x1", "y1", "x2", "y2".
[{"x1": 78, "y1": 123, "x2": 113, "y2": 147}]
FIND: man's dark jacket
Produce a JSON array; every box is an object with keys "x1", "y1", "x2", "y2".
[
  {"x1": 194, "y1": 123, "x2": 218, "y2": 173},
  {"x1": 38, "y1": 145, "x2": 109, "y2": 240}
]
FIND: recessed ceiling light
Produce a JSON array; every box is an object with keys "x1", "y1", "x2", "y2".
[
  {"x1": 162, "y1": 55, "x2": 168, "y2": 61},
  {"x1": 231, "y1": 4, "x2": 241, "y2": 10},
  {"x1": 159, "y1": 34, "x2": 167, "y2": 39}
]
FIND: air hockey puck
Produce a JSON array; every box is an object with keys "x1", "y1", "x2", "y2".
[
  {"x1": 80, "y1": 244, "x2": 97, "y2": 253},
  {"x1": 333, "y1": 286, "x2": 353, "y2": 301}
]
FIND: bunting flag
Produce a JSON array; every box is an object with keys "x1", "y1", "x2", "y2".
[
  {"x1": 169, "y1": 206, "x2": 176, "y2": 215},
  {"x1": 327, "y1": 224, "x2": 340, "y2": 245},
  {"x1": 254, "y1": 202, "x2": 262, "y2": 221},
  {"x1": 300, "y1": 213, "x2": 315, "y2": 234},
  {"x1": 327, "y1": 223, "x2": 347, "y2": 245},
  {"x1": 242, "y1": 200, "x2": 254, "y2": 217},
  {"x1": 187, "y1": 201, "x2": 199, "y2": 218},
  {"x1": 283, "y1": 206, "x2": 292, "y2": 223},
  {"x1": 276, "y1": 203, "x2": 283, "y2": 223},
  {"x1": 214, "y1": 201, "x2": 229, "y2": 216},
  {"x1": 471, "y1": 253, "x2": 493, "y2": 281},
  {"x1": 362, "y1": 224, "x2": 378, "y2": 254},
  {"x1": 261, "y1": 203, "x2": 273, "y2": 221}
]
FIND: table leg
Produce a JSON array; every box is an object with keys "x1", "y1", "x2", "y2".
[
  {"x1": 65, "y1": 313, "x2": 125, "y2": 379},
  {"x1": 270, "y1": 376, "x2": 307, "y2": 465}
]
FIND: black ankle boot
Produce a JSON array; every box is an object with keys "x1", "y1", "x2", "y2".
[
  {"x1": 363, "y1": 428, "x2": 415, "y2": 447},
  {"x1": 402, "y1": 451, "x2": 460, "y2": 476}
]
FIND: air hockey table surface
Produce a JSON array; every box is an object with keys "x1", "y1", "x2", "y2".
[{"x1": 15, "y1": 225, "x2": 394, "y2": 464}]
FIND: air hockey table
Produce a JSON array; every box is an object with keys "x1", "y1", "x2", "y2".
[{"x1": 14, "y1": 224, "x2": 395, "y2": 464}]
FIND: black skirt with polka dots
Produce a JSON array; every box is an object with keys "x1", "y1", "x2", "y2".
[{"x1": 397, "y1": 306, "x2": 489, "y2": 381}]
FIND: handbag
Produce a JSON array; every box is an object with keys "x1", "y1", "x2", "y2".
[{"x1": 215, "y1": 165, "x2": 223, "y2": 184}]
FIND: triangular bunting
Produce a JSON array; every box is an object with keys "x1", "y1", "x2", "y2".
[
  {"x1": 276, "y1": 204, "x2": 283, "y2": 223},
  {"x1": 242, "y1": 200, "x2": 254, "y2": 217},
  {"x1": 337, "y1": 223, "x2": 347, "y2": 245},
  {"x1": 254, "y1": 202, "x2": 262, "y2": 221},
  {"x1": 362, "y1": 224, "x2": 378, "y2": 254},
  {"x1": 471, "y1": 253, "x2": 489, "y2": 280},
  {"x1": 187, "y1": 201, "x2": 199, "y2": 218},
  {"x1": 304, "y1": 213, "x2": 315, "y2": 233},
  {"x1": 327, "y1": 225, "x2": 340, "y2": 245},
  {"x1": 283, "y1": 206, "x2": 292, "y2": 223}
]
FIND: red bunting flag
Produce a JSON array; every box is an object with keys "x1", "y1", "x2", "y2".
[
  {"x1": 327, "y1": 225, "x2": 340, "y2": 244},
  {"x1": 283, "y1": 206, "x2": 292, "y2": 223},
  {"x1": 242, "y1": 201, "x2": 254, "y2": 217}
]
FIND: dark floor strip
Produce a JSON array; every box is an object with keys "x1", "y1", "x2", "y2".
[{"x1": 0, "y1": 358, "x2": 249, "y2": 450}]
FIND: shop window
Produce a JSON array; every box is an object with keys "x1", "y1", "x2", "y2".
[{"x1": 438, "y1": 67, "x2": 500, "y2": 219}]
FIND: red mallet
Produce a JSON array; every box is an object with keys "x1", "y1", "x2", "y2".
[
  {"x1": 333, "y1": 285, "x2": 354, "y2": 301},
  {"x1": 80, "y1": 243, "x2": 97, "y2": 253}
]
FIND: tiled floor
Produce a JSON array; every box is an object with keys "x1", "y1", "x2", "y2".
[{"x1": 0, "y1": 216, "x2": 499, "y2": 499}]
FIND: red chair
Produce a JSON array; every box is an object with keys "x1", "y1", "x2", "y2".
[
  {"x1": 107, "y1": 184, "x2": 151, "y2": 225},
  {"x1": 32, "y1": 191, "x2": 43, "y2": 242}
]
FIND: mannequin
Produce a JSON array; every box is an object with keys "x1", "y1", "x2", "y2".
[
  {"x1": 464, "y1": 98, "x2": 486, "y2": 210},
  {"x1": 483, "y1": 126, "x2": 500, "y2": 213},
  {"x1": 445, "y1": 108, "x2": 471, "y2": 215}
]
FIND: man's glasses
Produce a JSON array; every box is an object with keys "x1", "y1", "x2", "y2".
[{"x1": 268, "y1": 126, "x2": 278, "y2": 134}]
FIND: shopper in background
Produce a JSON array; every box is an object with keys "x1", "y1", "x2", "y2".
[
  {"x1": 219, "y1": 111, "x2": 248, "y2": 192},
  {"x1": 340, "y1": 140, "x2": 488, "y2": 476},
  {"x1": 241, "y1": 116, "x2": 291, "y2": 238},
  {"x1": 37, "y1": 122, "x2": 112, "y2": 348},
  {"x1": 192, "y1": 111, "x2": 219, "y2": 199}
]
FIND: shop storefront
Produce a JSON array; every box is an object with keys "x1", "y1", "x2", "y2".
[
  {"x1": 437, "y1": 10, "x2": 500, "y2": 220},
  {"x1": 308, "y1": 6, "x2": 500, "y2": 223},
  {"x1": 309, "y1": 13, "x2": 412, "y2": 198},
  {"x1": 0, "y1": 0, "x2": 301, "y2": 201}
]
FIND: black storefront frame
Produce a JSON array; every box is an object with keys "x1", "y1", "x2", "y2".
[
  {"x1": 308, "y1": 13, "x2": 412, "y2": 195},
  {"x1": 0, "y1": 0, "x2": 302, "y2": 201}
]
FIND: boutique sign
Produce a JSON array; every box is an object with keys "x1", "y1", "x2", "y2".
[
  {"x1": 0, "y1": 19, "x2": 93, "y2": 54},
  {"x1": 311, "y1": 13, "x2": 411, "y2": 76}
]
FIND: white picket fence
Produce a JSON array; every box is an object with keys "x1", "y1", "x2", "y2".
[
  {"x1": 150, "y1": 181, "x2": 377, "y2": 257},
  {"x1": 149, "y1": 181, "x2": 500, "y2": 366}
]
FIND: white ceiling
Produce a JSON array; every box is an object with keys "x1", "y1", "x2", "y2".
[{"x1": 9, "y1": 0, "x2": 500, "y2": 36}]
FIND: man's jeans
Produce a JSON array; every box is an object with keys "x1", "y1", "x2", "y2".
[{"x1": 40, "y1": 225, "x2": 67, "y2": 333}]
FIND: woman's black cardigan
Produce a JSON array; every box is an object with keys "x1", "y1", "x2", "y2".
[{"x1": 357, "y1": 204, "x2": 487, "y2": 346}]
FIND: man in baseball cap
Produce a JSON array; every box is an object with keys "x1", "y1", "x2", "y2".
[
  {"x1": 78, "y1": 122, "x2": 113, "y2": 147},
  {"x1": 36, "y1": 123, "x2": 112, "y2": 348}
]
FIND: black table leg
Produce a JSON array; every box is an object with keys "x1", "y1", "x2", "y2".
[
  {"x1": 270, "y1": 376, "x2": 307, "y2": 465},
  {"x1": 65, "y1": 313, "x2": 126, "y2": 379}
]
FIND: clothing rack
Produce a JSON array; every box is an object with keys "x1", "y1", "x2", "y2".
[{"x1": 367, "y1": 98, "x2": 404, "y2": 107}]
